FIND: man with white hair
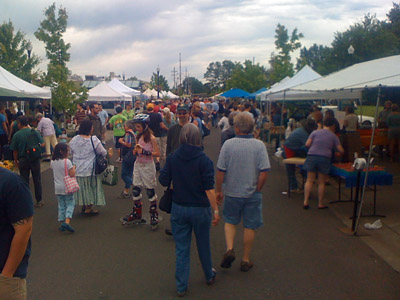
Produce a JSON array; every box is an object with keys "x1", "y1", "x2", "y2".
[
  {"x1": 216, "y1": 112, "x2": 270, "y2": 272},
  {"x1": 36, "y1": 113, "x2": 57, "y2": 161}
]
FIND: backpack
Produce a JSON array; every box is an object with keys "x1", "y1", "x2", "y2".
[
  {"x1": 25, "y1": 129, "x2": 42, "y2": 162},
  {"x1": 201, "y1": 120, "x2": 211, "y2": 137}
]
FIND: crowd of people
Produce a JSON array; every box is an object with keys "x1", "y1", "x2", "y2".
[{"x1": 1, "y1": 96, "x2": 399, "y2": 299}]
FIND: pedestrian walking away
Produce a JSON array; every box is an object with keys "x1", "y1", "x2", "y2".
[
  {"x1": 35, "y1": 112, "x2": 57, "y2": 161},
  {"x1": 50, "y1": 143, "x2": 77, "y2": 233},
  {"x1": 69, "y1": 119, "x2": 108, "y2": 215},
  {"x1": 216, "y1": 112, "x2": 270, "y2": 272},
  {"x1": 118, "y1": 120, "x2": 137, "y2": 198},
  {"x1": 10, "y1": 116, "x2": 45, "y2": 207},
  {"x1": 159, "y1": 123, "x2": 220, "y2": 297}
]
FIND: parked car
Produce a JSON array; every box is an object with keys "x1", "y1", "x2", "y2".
[{"x1": 320, "y1": 106, "x2": 375, "y2": 128}]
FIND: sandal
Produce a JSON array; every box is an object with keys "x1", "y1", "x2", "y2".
[{"x1": 83, "y1": 210, "x2": 99, "y2": 216}]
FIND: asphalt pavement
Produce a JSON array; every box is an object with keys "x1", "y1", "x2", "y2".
[{"x1": 26, "y1": 128, "x2": 400, "y2": 300}]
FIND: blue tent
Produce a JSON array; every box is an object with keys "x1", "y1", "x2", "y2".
[
  {"x1": 220, "y1": 88, "x2": 250, "y2": 98},
  {"x1": 246, "y1": 88, "x2": 268, "y2": 100}
]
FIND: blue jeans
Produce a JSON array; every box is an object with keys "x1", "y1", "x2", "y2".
[
  {"x1": 121, "y1": 160, "x2": 134, "y2": 189},
  {"x1": 171, "y1": 202, "x2": 214, "y2": 293},
  {"x1": 56, "y1": 194, "x2": 75, "y2": 221}
]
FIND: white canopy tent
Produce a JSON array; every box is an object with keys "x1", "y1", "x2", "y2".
[
  {"x1": 143, "y1": 88, "x2": 158, "y2": 98},
  {"x1": 0, "y1": 65, "x2": 51, "y2": 99},
  {"x1": 108, "y1": 78, "x2": 141, "y2": 96},
  {"x1": 269, "y1": 55, "x2": 400, "y2": 101},
  {"x1": 266, "y1": 55, "x2": 400, "y2": 234},
  {"x1": 88, "y1": 81, "x2": 132, "y2": 102},
  {"x1": 259, "y1": 66, "x2": 321, "y2": 101},
  {"x1": 162, "y1": 91, "x2": 179, "y2": 99}
]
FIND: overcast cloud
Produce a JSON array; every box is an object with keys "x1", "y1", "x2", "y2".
[{"x1": 1, "y1": 0, "x2": 395, "y2": 84}]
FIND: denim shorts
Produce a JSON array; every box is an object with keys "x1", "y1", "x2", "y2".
[
  {"x1": 223, "y1": 192, "x2": 263, "y2": 229},
  {"x1": 303, "y1": 155, "x2": 331, "y2": 175}
]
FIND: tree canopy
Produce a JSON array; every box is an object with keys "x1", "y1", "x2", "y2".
[
  {"x1": 150, "y1": 72, "x2": 170, "y2": 92},
  {"x1": 35, "y1": 3, "x2": 86, "y2": 114},
  {"x1": 203, "y1": 60, "x2": 237, "y2": 92},
  {"x1": 0, "y1": 20, "x2": 40, "y2": 82},
  {"x1": 226, "y1": 60, "x2": 267, "y2": 93}
]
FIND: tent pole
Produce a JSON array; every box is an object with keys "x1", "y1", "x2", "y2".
[
  {"x1": 278, "y1": 90, "x2": 286, "y2": 148},
  {"x1": 354, "y1": 86, "x2": 381, "y2": 235}
]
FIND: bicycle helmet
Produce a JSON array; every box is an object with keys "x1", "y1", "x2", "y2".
[{"x1": 132, "y1": 113, "x2": 150, "y2": 124}]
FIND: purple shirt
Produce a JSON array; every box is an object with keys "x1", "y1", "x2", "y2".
[
  {"x1": 37, "y1": 117, "x2": 55, "y2": 137},
  {"x1": 307, "y1": 129, "x2": 340, "y2": 158}
]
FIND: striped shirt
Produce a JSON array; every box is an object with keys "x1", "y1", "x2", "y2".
[
  {"x1": 74, "y1": 110, "x2": 86, "y2": 125},
  {"x1": 217, "y1": 135, "x2": 270, "y2": 198}
]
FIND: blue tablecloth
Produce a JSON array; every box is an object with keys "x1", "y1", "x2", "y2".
[{"x1": 330, "y1": 165, "x2": 393, "y2": 188}]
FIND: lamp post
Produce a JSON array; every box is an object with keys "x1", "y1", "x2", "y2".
[
  {"x1": 27, "y1": 41, "x2": 32, "y2": 59},
  {"x1": 157, "y1": 66, "x2": 160, "y2": 99},
  {"x1": 348, "y1": 45, "x2": 355, "y2": 66}
]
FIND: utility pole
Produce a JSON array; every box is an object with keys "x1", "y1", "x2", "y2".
[
  {"x1": 185, "y1": 68, "x2": 188, "y2": 95},
  {"x1": 171, "y1": 67, "x2": 177, "y2": 90},
  {"x1": 179, "y1": 53, "x2": 182, "y2": 96}
]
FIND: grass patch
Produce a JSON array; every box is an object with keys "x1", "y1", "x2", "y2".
[{"x1": 355, "y1": 105, "x2": 383, "y2": 118}]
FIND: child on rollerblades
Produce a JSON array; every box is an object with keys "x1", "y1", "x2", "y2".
[{"x1": 120, "y1": 114, "x2": 160, "y2": 229}]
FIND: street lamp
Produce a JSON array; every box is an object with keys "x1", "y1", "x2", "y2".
[
  {"x1": 27, "y1": 41, "x2": 32, "y2": 59},
  {"x1": 157, "y1": 66, "x2": 160, "y2": 99},
  {"x1": 348, "y1": 45, "x2": 355, "y2": 65}
]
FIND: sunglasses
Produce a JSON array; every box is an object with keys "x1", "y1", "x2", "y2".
[{"x1": 177, "y1": 111, "x2": 188, "y2": 115}]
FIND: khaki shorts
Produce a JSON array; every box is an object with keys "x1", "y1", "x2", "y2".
[
  {"x1": 133, "y1": 161, "x2": 157, "y2": 189},
  {"x1": 0, "y1": 274, "x2": 27, "y2": 300}
]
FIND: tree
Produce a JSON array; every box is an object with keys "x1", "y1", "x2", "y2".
[
  {"x1": 0, "y1": 20, "x2": 40, "y2": 82},
  {"x1": 226, "y1": 60, "x2": 267, "y2": 92},
  {"x1": 268, "y1": 24, "x2": 303, "y2": 84},
  {"x1": 329, "y1": 14, "x2": 399, "y2": 71},
  {"x1": 35, "y1": 3, "x2": 86, "y2": 115},
  {"x1": 182, "y1": 77, "x2": 204, "y2": 94},
  {"x1": 150, "y1": 72, "x2": 169, "y2": 92},
  {"x1": 203, "y1": 60, "x2": 236, "y2": 92},
  {"x1": 387, "y1": 2, "x2": 400, "y2": 39},
  {"x1": 296, "y1": 44, "x2": 335, "y2": 75}
]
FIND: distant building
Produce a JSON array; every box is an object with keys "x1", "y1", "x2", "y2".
[
  {"x1": 69, "y1": 74, "x2": 83, "y2": 82},
  {"x1": 82, "y1": 75, "x2": 147, "y2": 91}
]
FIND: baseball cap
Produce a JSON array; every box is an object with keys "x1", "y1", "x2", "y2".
[
  {"x1": 147, "y1": 103, "x2": 154, "y2": 110},
  {"x1": 177, "y1": 103, "x2": 189, "y2": 111}
]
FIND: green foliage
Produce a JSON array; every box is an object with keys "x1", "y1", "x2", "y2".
[
  {"x1": 150, "y1": 72, "x2": 170, "y2": 92},
  {"x1": 298, "y1": 11, "x2": 400, "y2": 75},
  {"x1": 203, "y1": 60, "x2": 237, "y2": 92},
  {"x1": 296, "y1": 44, "x2": 335, "y2": 75},
  {"x1": 35, "y1": 3, "x2": 86, "y2": 116},
  {"x1": 226, "y1": 60, "x2": 267, "y2": 93},
  {"x1": 387, "y1": 3, "x2": 400, "y2": 39},
  {"x1": 268, "y1": 24, "x2": 303, "y2": 84},
  {"x1": 0, "y1": 20, "x2": 40, "y2": 82},
  {"x1": 182, "y1": 77, "x2": 204, "y2": 94},
  {"x1": 34, "y1": 3, "x2": 70, "y2": 71}
]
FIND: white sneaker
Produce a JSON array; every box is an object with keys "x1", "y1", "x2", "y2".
[{"x1": 364, "y1": 219, "x2": 383, "y2": 230}]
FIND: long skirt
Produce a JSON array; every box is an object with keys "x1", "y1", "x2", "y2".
[{"x1": 75, "y1": 176, "x2": 106, "y2": 206}]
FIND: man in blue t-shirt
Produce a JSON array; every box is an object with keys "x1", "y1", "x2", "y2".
[
  {"x1": 0, "y1": 105, "x2": 9, "y2": 160},
  {"x1": 0, "y1": 167, "x2": 34, "y2": 299}
]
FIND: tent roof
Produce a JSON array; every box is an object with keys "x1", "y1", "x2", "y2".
[
  {"x1": 0, "y1": 65, "x2": 51, "y2": 99},
  {"x1": 259, "y1": 65, "x2": 321, "y2": 101},
  {"x1": 246, "y1": 88, "x2": 268, "y2": 99},
  {"x1": 108, "y1": 78, "x2": 141, "y2": 96},
  {"x1": 88, "y1": 81, "x2": 132, "y2": 101},
  {"x1": 270, "y1": 55, "x2": 400, "y2": 101},
  {"x1": 143, "y1": 88, "x2": 158, "y2": 98},
  {"x1": 220, "y1": 88, "x2": 250, "y2": 98}
]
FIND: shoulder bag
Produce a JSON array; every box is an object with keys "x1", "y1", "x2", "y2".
[
  {"x1": 91, "y1": 136, "x2": 108, "y2": 175},
  {"x1": 64, "y1": 159, "x2": 80, "y2": 193},
  {"x1": 159, "y1": 182, "x2": 173, "y2": 214}
]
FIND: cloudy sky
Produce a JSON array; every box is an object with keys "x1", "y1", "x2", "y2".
[{"x1": 1, "y1": 0, "x2": 395, "y2": 84}]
